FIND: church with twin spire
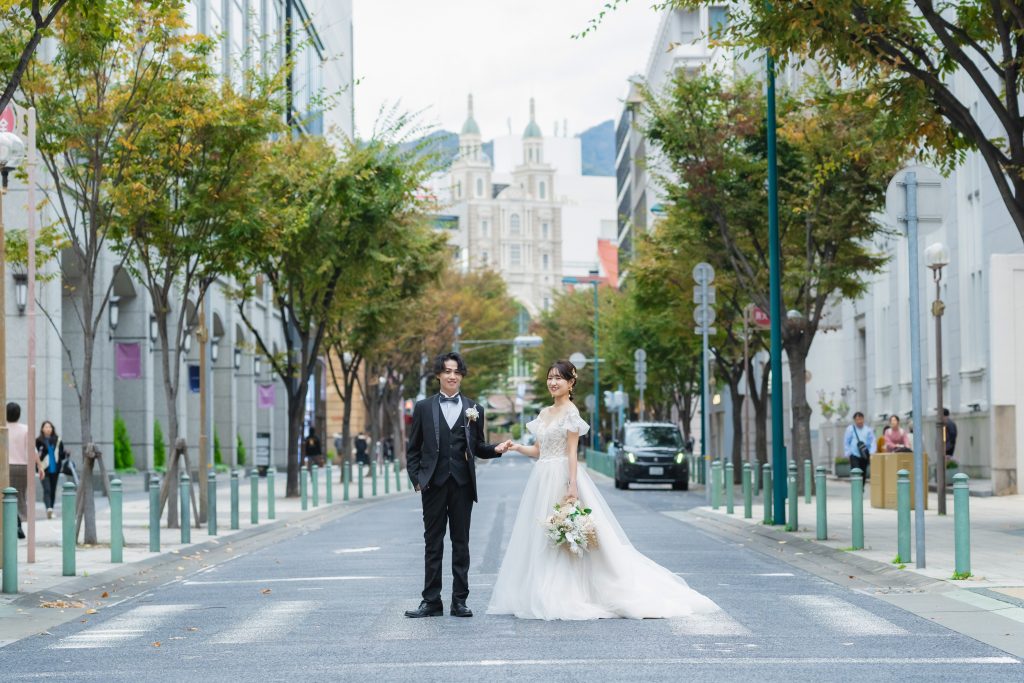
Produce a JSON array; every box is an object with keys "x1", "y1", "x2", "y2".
[{"x1": 444, "y1": 95, "x2": 565, "y2": 316}]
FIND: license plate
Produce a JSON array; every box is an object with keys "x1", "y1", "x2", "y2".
[{"x1": 649, "y1": 466, "x2": 664, "y2": 475}]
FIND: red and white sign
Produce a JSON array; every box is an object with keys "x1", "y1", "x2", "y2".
[
  {"x1": 0, "y1": 105, "x2": 14, "y2": 133},
  {"x1": 751, "y1": 306, "x2": 770, "y2": 329}
]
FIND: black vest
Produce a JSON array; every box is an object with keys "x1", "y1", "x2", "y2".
[{"x1": 432, "y1": 409, "x2": 470, "y2": 486}]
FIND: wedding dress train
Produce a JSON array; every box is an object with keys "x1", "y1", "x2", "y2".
[{"x1": 487, "y1": 405, "x2": 718, "y2": 620}]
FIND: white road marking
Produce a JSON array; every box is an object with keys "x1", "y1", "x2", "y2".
[
  {"x1": 210, "y1": 601, "x2": 308, "y2": 644},
  {"x1": 670, "y1": 609, "x2": 751, "y2": 636},
  {"x1": 327, "y1": 657, "x2": 1019, "y2": 668},
  {"x1": 333, "y1": 546, "x2": 381, "y2": 554},
  {"x1": 787, "y1": 595, "x2": 908, "y2": 635},
  {"x1": 182, "y1": 575, "x2": 384, "y2": 586},
  {"x1": 755, "y1": 572, "x2": 794, "y2": 577},
  {"x1": 52, "y1": 604, "x2": 193, "y2": 650}
]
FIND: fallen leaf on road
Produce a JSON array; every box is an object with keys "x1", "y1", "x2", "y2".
[
  {"x1": 39, "y1": 600, "x2": 85, "y2": 609},
  {"x1": 100, "y1": 591, "x2": 109, "y2": 598},
  {"x1": 186, "y1": 627, "x2": 199, "y2": 632},
  {"x1": 152, "y1": 641, "x2": 161, "y2": 648},
  {"x1": 85, "y1": 609, "x2": 98, "y2": 615},
  {"x1": 260, "y1": 588, "x2": 272, "y2": 595},
  {"x1": 848, "y1": 575, "x2": 855, "y2": 579}
]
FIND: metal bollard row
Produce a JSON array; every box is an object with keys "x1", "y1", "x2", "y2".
[
  {"x1": 62, "y1": 481, "x2": 76, "y2": 576},
  {"x1": 953, "y1": 473, "x2": 971, "y2": 578},
  {"x1": 786, "y1": 461, "x2": 798, "y2": 532},
  {"x1": 149, "y1": 473, "x2": 160, "y2": 551},
  {"x1": 300, "y1": 467, "x2": 308, "y2": 511},
  {"x1": 742, "y1": 463, "x2": 752, "y2": 519},
  {"x1": 267, "y1": 467, "x2": 276, "y2": 520},
  {"x1": 230, "y1": 469, "x2": 240, "y2": 530},
  {"x1": 762, "y1": 463, "x2": 773, "y2": 525},
  {"x1": 312, "y1": 465, "x2": 320, "y2": 507},
  {"x1": 851, "y1": 467, "x2": 864, "y2": 550},
  {"x1": 815, "y1": 466, "x2": 827, "y2": 540},
  {"x1": 207, "y1": 471, "x2": 218, "y2": 537},
  {"x1": 110, "y1": 479, "x2": 123, "y2": 563},
  {"x1": 326, "y1": 462, "x2": 334, "y2": 503},
  {"x1": 804, "y1": 458, "x2": 813, "y2": 504},
  {"x1": 3, "y1": 488, "x2": 17, "y2": 592},
  {"x1": 725, "y1": 461, "x2": 734, "y2": 515},
  {"x1": 896, "y1": 469, "x2": 911, "y2": 563},
  {"x1": 180, "y1": 471, "x2": 191, "y2": 544}
]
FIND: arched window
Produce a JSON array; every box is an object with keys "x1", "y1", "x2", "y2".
[
  {"x1": 481, "y1": 219, "x2": 489, "y2": 237},
  {"x1": 476, "y1": 177, "x2": 484, "y2": 197},
  {"x1": 542, "y1": 253, "x2": 549, "y2": 270},
  {"x1": 539, "y1": 181, "x2": 546, "y2": 199},
  {"x1": 542, "y1": 222, "x2": 550, "y2": 239},
  {"x1": 510, "y1": 214, "x2": 521, "y2": 235}
]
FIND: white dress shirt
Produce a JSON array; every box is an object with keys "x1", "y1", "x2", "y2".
[{"x1": 440, "y1": 392, "x2": 461, "y2": 430}]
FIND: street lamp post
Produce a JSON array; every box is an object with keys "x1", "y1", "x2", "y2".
[
  {"x1": 0, "y1": 127, "x2": 26, "y2": 567},
  {"x1": 590, "y1": 270, "x2": 601, "y2": 451},
  {"x1": 926, "y1": 243, "x2": 950, "y2": 515}
]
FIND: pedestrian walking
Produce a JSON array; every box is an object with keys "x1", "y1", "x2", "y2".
[
  {"x1": 7, "y1": 402, "x2": 40, "y2": 539},
  {"x1": 303, "y1": 427, "x2": 324, "y2": 469},
  {"x1": 36, "y1": 420, "x2": 70, "y2": 519},
  {"x1": 355, "y1": 431, "x2": 369, "y2": 473},
  {"x1": 943, "y1": 408, "x2": 958, "y2": 462},
  {"x1": 843, "y1": 411, "x2": 876, "y2": 475}
]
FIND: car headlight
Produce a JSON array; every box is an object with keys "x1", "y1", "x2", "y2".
[
  {"x1": 626, "y1": 452, "x2": 636, "y2": 464},
  {"x1": 675, "y1": 452, "x2": 685, "y2": 464}
]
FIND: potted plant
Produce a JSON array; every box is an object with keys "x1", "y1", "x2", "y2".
[
  {"x1": 945, "y1": 457, "x2": 960, "y2": 483},
  {"x1": 834, "y1": 456, "x2": 851, "y2": 478}
]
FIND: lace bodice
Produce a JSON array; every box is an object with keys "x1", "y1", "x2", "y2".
[{"x1": 526, "y1": 406, "x2": 591, "y2": 461}]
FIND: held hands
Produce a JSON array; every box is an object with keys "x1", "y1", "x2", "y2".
[{"x1": 495, "y1": 439, "x2": 515, "y2": 454}]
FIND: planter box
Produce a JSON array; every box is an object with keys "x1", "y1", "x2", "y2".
[{"x1": 834, "y1": 462, "x2": 851, "y2": 478}]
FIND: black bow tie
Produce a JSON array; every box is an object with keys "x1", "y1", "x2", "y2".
[{"x1": 440, "y1": 395, "x2": 460, "y2": 404}]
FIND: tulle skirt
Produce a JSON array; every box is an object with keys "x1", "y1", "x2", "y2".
[{"x1": 486, "y1": 457, "x2": 718, "y2": 620}]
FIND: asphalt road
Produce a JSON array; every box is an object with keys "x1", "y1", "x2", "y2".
[{"x1": 2, "y1": 455, "x2": 1020, "y2": 682}]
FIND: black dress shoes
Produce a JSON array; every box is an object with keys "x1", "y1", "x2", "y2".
[
  {"x1": 450, "y1": 600, "x2": 473, "y2": 617},
  {"x1": 404, "y1": 601, "x2": 443, "y2": 618}
]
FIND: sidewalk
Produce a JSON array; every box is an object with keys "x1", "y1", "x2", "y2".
[
  {"x1": 702, "y1": 477, "x2": 1024, "y2": 592},
  {"x1": 1, "y1": 464, "x2": 411, "y2": 602}
]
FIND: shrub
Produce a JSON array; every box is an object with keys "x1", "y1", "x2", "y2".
[
  {"x1": 834, "y1": 456, "x2": 850, "y2": 465},
  {"x1": 236, "y1": 435, "x2": 246, "y2": 466},
  {"x1": 214, "y1": 428, "x2": 223, "y2": 465},
  {"x1": 113, "y1": 412, "x2": 135, "y2": 470},
  {"x1": 153, "y1": 419, "x2": 166, "y2": 469}
]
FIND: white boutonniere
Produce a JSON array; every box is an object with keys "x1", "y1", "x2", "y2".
[{"x1": 465, "y1": 407, "x2": 479, "y2": 422}]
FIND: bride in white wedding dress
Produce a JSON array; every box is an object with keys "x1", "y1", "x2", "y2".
[{"x1": 486, "y1": 360, "x2": 718, "y2": 621}]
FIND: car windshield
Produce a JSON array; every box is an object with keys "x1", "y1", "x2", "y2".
[{"x1": 624, "y1": 426, "x2": 682, "y2": 449}]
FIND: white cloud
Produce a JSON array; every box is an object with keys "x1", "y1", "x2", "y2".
[{"x1": 352, "y1": 0, "x2": 663, "y2": 138}]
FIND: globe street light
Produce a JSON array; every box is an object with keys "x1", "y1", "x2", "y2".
[{"x1": 925, "y1": 242, "x2": 950, "y2": 515}]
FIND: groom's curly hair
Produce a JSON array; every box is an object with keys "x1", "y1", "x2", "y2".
[{"x1": 433, "y1": 351, "x2": 468, "y2": 377}]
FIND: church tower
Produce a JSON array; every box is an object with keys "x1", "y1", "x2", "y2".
[
  {"x1": 451, "y1": 94, "x2": 491, "y2": 202},
  {"x1": 514, "y1": 98, "x2": 554, "y2": 202}
]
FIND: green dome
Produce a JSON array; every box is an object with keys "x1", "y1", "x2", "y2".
[
  {"x1": 523, "y1": 98, "x2": 542, "y2": 138},
  {"x1": 461, "y1": 94, "x2": 481, "y2": 136}
]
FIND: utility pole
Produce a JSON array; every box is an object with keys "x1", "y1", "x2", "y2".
[{"x1": 693, "y1": 263, "x2": 715, "y2": 503}]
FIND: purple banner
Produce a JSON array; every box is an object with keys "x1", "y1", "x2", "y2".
[
  {"x1": 258, "y1": 383, "x2": 276, "y2": 409},
  {"x1": 115, "y1": 343, "x2": 142, "y2": 379}
]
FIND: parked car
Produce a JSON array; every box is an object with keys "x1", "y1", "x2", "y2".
[{"x1": 614, "y1": 422, "x2": 689, "y2": 490}]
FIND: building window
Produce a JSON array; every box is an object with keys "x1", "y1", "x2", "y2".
[
  {"x1": 542, "y1": 253, "x2": 549, "y2": 270},
  {"x1": 481, "y1": 219, "x2": 489, "y2": 237},
  {"x1": 481, "y1": 250, "x2": 489, "y2": 266},
  {"x1": 509, "y1": 244, "x2": 522, "y2": 267},
  {"x1": 539, "y1": 181, "x2": 546, "y2": 200},
  {"x1": 543, "y1": 297, "x2": 551, "y2": 311},
  {"x1": 510, "y1": 214, "x2": 521, "y2": 235},
  {"x1": 542, "y1": 222, "x2": 550, "y2": 239},
  {"x1": 456, "y1": 180, "x2": 462, "y2": 198},
  {"x1": 709, "y1": 6, "x2": 729, "y2": 32},
  {"x1": 476, "y1": 177, "x2": 484, "y2": 197}
]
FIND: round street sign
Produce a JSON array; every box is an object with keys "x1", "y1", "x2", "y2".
[
  {"x1": 692, "y1": 262, "x2": 715, "y2": 285},
  {"x1": 0, "y1": 105, "x2": 15, "y2": 133},
  {"x1": 634, "y1": 348, "x2": 646, "y2": 362},
  {"x1": 569, "y1": 351, "x2": 587, "y2": 369},
  {"x1": 693, "y1": 304, "x2": 716, "y2": 326}
]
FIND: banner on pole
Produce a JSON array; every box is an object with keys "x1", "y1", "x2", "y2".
[{"x1": 115, "y1": 343, "x2": 141, "y2": 379}]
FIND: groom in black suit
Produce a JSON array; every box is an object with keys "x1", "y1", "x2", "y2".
[{"x1": 404, "y1": 352, "x2": 507, "y2": 618}]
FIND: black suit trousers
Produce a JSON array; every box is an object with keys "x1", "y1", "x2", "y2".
[{"x1": 420, "y1": 477, "x2": 474, "y2": 604}]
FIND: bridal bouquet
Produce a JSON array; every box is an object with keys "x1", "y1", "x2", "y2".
[{"x1": 542, "y1": 496, "x2": 598, "y2": 556}]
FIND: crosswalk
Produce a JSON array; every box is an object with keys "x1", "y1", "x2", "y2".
[{"x1": 47, "y1": 592, "x2": 921, "y2": 650}]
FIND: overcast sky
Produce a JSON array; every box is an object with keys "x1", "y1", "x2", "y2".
[{"x1": 352, "y1": 1, "x2": 663, "y2": 139}]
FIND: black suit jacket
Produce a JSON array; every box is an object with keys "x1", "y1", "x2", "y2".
[{"x1": 406, "y1": 394, "x2": 500, "y2": 502}]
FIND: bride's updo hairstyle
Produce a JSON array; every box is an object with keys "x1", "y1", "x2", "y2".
[{"x1": 547, "y1": 359, "x2": 578, "y2": 401}]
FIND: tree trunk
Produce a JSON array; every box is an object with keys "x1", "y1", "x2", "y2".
[
  {"x1": 77, "y1": 281, "x2": 98, "y2": 545},
  {"x1": 784, "y1": 344, "x2": 813, "y2": 495},
  {"x1": 728, "y1": 377, "x2": 744, "y2": 484},
  {"x1": 286, "y1": 388, "x2": 305, "y2": 497}
]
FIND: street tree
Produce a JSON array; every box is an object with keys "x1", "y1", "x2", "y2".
[
  {"x1": 671, "y1": 0, "x2": 1024, "y2": 244},
  {"x1": 0, "y1": 0, "x2": 71, "y2": 115},
  {"x1": 239, "y1": 131, "x2": 435, "y2": 497},
  {"x1": 109, "y1": 44, "x2": 284, "y2": 524},
  {"x1": 16, "y1": 0, "x2": 215, "y2": 542},
  {"x1": 644, "y1": 71, "x2": 904, "y2": 472}
]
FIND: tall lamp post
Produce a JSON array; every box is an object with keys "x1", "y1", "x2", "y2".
[
  {"x1": 0, "y1": 127, "x2": 26, "y2": 567},
  {"x1": 589, "y1": 269, "x2": 601, "y2": 451},
  {"x1": 925, "y1": 243, "x2": 950, "y2": 515}
]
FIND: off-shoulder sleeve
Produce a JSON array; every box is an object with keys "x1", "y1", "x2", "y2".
[
  {"x1": 526, "y1": 417, "x2": 541, "y2": 436},
  {"x1": 564, "y1": 410, "x2": 590, "y2": 437}
]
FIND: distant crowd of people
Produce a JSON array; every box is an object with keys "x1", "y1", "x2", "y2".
[
  {"x1": 303, "y1": 427, "x2": 395, "y2": 476},
  {"x1": 842, "y1": 409, "x2": 958, "y2": 475},
  {"x1": 6, "y1": 401, "x2": 72, "y2": 541}
]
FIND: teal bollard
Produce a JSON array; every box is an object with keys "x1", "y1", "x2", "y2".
[
  {"x1": 371, "y1": 462, "x2": 378, "y2": 497},
  {"x1": 110, "y1": 479, "x2": 123, "y2": 563},
  {"x1": 725, "y1": 461, "x2": 734, "y2": 514},
  {"x1": 383, "y1": 461, "x2": 389, "y2": 495},
  {"x1": 804, "y1": 459, "x2": 813, "y2": 504},
  {"x1": 62, "y1": 482, "x2": 76, "y2": 576},
  {"x1": 710, "y1": 461, "x2": 722, "y2": 509},
  {"x1": 786, "y1": 461, "x2": 798, "y2": 531},
  {"x1": 896, "y1": 469, "x2": 911, "y2": 563},
  {"x1": 762, "y1": 463, "x2": 773, "y2": 524},
  {"x1": 953, "y1": 473, "x2": 971, "y2": 578},
  {"x1": 250, "y1": 469, "x2": 259, "y2": 524},
  {"x1": 230, "y1": 470, "x2": 240, "y2": 530},
  {"x1": 394, "y1": 459, "x2": 401, "y2": 492},
  {"x1": 267, "y1": 467, "x2": 276, "y2": 520},
  {"x1": 358, "y1": 464, "x2": 364, "y2": 499},
  {"x1": 312, "y1": 465, "x2": 320, "y2": 507},
  {"x1": 742, "y1": 463, "x2": 752, "y2": 519},
  {"x1": 3, "y1": 488, "x2": 18, "y2": 593},
  {"x1": 815, "y1": 466, "x2": 827, "y2": 540},
  {"x1": 326, "y1": 463, "x2": 333, "y2": 503},
  {"x1": 149, "y1": 473, "x2": 160, "y2": 552},
  {"x1": 301, "y1": 468, "x2": 308, "y2": 510},
  {"x1": 207, "y1": 471, "x2": 217, "y2": 536},
  {"x1": 180, "y1": 471, "x2": 191, "y2": 544},
  {"x1": 851, "y1": 468, "x2": 864, "y2": 550},
  {"x1": 343, "y1": 461, "x2": 350, "y2": 502}
]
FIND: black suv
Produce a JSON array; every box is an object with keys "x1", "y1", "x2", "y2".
[{"x1": 613, "y1": 422, "x2": 689, "y2": 490}]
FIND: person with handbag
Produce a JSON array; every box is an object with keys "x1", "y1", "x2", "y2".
[
  {"x1": 843, "y1": 411, "x2": 876, "y2": 475},
  {"x1": 36, "y1": 420, "x2": 70, "y2": 519}
]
